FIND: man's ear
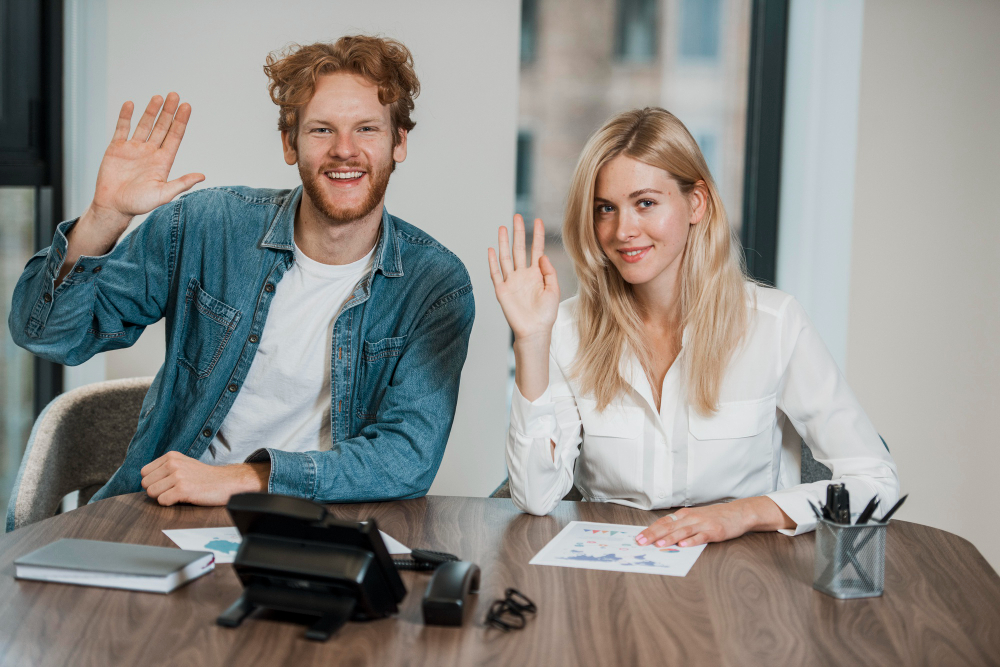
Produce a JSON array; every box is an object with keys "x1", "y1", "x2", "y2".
[
  {"x1": 281, "y1": 130, "x2": 298, "y2": 166},
  {"x1": 393, "y1": 129, "x2": 408, "y2": 164}
]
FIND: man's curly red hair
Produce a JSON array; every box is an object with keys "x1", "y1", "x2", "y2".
[{"x1": 264, "y1": 35, "x2": 419, "y2": 148}]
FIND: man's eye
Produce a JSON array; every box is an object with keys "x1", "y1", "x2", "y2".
[
  {"x1": 312, "y1": 128, "x2": 331, "y2": 134},
  {"x1": 359, "y1": 126, "x2": 377, "y2": 132}
]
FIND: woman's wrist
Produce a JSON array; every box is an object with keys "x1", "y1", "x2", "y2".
[
  {"x1": 513, "y1": 332, "x2": 551, "y2": 402},
  {"x1": 739, "y1": 496, "x2": 795, "y2": 533}
]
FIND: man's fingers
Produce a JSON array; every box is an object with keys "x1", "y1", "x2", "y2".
[
  {"x1": 530, "y1": 218, "x2": 545, "y2": 267},
  {"x1": 497, "y1": 226, "x2": 513, "y2": 279},
  {"x1": 139, "y1": 454, "x2": 169, "y2": 477},
  {"x1": 132, "y1": 95, "x2": 164, "y2": 142},
  {"x1": 160, "y1": 102, "x2": 193, "y2": 155},
  {"x1": 162, "y1": 173, "x2": 206, "y2": 201},
  {"x1": 512, "y1": 214, "x2": 526, "y2": 270},
  {"x1": 112, "y1": 101, "x2": 134, "y2": 142},
  {"x1": 140, "y1": 463, "x2": 172, "y2": 489},
  {"x1": 148, "y1": 92, "x2": 180, "y2": 146},
  {"x1": 145, "y1": 475, "x2": 176, "y2": 500}
]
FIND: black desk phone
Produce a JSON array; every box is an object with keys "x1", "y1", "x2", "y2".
[{"x1": 216, "y1": 493, "x2": 479, "y2": 640}]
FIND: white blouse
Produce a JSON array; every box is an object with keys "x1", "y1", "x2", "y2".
[{"x1": 506, "y1": 285, "x2": 899, "y2": 536}]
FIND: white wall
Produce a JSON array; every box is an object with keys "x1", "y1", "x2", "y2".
[
  {"x1": 847, "y1": 0, "x2": 1000, "y2": 571},
  {"x1": 65, "y1": 0, "x2": 521, "y2": 497}
]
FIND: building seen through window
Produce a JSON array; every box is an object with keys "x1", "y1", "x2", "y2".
[{"x1": 515, "y1": 0, "x2": 751, "y2": 296}]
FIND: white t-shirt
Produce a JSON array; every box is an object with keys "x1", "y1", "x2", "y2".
[{"x1": 200, "y1": 242, "x2": 375, "y2": 466}]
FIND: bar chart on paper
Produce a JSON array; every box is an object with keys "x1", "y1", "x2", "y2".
[{"x1": 529, "y1": 521, "x2": 707, "y2": 576}]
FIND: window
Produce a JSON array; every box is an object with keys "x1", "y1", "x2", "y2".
[
  {"x1": 615, "y1": 0, "x2": 658, "y2": 63},
  {"x1": 1, "y1": 0, "x2": 63, "y2": 511},
  {"x1": 517, "y1": 0, "x2": 754, "y2": 296},
  {"x1": 680, "y1": 0, "x2": 722, "y2": 61},
  {"x1": 521, "y1": 0, "x2": 539, "y2": 64}
]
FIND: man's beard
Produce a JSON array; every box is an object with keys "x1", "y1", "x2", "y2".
[{"x1": 300, "y1": 157, "x2": 393, "y2": 224}]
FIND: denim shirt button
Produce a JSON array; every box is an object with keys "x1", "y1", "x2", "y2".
[
  {"x1": 73, "y1": 265, "x2": 85, "y2": 273},
  {"x1": 249, "y1": 334, "x2": 259, "y2": 344},
  {"x1": 228, "y1": 383, "x2": 238, "y2": 392},
  {"x1": 264, "y1": 283, "x2": 275, "y2": 293},
  {"x1": 43, "y1": 293, "x2": 52, "y2": 303},
  {"x1": 92, "y1": 266, "x2": 102, "y2": 273},
  {"x1": 202, "y1": 428, "x2": 212, "y2": 438}
]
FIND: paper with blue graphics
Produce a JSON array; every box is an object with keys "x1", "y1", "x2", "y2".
[
  {"x1": 163, "y1": 526, "x2": 410, "y2": 564},
  {"x1": 529, "y1": 521, "x2": 707, "y2": 577}
]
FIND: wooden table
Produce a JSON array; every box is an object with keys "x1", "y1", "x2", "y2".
[{"x1": 1, "y1": 494, "x2": 998, "y2": 666}]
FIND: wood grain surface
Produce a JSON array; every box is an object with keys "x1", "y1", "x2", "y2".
[{"x1": 0, "y1": 494, "x2": 998, "y2": 667}]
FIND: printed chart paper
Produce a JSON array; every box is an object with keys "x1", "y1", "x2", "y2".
[
  {"x1": 163, "y1": 526, "x2": 411, "y2": 564},
  {"x1": 162, "y1": 527, "x2": 242, "y2": 563},
  {"x1": 529, "y1": 521, "x2": 707, "y2": 577}
]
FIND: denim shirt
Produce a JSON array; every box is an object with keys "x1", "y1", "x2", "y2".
[{"x1": 8, "y1": 186, "x2": 475, "y2": 503}]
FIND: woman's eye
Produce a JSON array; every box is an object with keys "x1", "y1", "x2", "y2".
[
  {"x1": 638, "y1": 199, "x2": 655, "y2": 208},
  {"x1": 595, "y1": 204, "x2": 614, "y2": 214}
]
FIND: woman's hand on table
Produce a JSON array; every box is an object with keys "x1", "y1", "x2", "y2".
[{"x1": 635, "y1": 496, "x2": 795, "y2": 548}]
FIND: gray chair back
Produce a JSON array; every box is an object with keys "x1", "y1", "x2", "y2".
[{"x1": 5, "y1": 376, "x2": 153, "y2": 532}]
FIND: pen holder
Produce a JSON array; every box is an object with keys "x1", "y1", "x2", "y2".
[{"x1": 813, "y1": 518, "x2": 887, "y2": 599}]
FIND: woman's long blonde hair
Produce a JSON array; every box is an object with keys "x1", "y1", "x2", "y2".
[{"x1": 562, "y1": 107, "x2": 750, "y2": 415}]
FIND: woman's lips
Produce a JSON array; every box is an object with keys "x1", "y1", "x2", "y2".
[{"x1": 617, "y1": 246, "x2": 651, "y2": 263}]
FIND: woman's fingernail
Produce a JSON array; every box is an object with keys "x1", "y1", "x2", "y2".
[
  {"x1": 636, "y1": 535, "x2": 647, "y2": 545},
  {"x1": 679, "y1": 541, "x2": 688, "y2": 547},
  {"x1": 656, "y1": 540, "x2": 666, "y2": 547}
]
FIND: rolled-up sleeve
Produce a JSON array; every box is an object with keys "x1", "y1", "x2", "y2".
[
  {"x1": 506, "y1": 335, "x2": 584, "y2": 516},
  {"x1": 767, "y1": 298, "x2": 899, "y2": 536},
  {"x1": 8, "y1": 205, "x2": 177, "y2": 365}
]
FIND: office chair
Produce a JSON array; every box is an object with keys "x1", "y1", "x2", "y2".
[{"x1": 5, "y1": 376, "x2": 154, "y2": 532}]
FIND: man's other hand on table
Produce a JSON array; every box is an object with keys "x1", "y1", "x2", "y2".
[{"x1": 140, "y1": 451, "x2": 269, "y2": 506}]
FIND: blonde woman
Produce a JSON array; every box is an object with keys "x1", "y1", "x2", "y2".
[{"x1": 488, "y1": 108, "x2": 898, "y2": 548}]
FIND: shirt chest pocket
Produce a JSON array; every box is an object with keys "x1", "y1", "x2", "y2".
[
  {"x1": 355, "y1": 336, "x2": 407, "y2": 420},
  {"x1": 687, "y1": 394, "x2": 776, "y2": 502},
  {"x1": 177, "y1": 278, "x2": 241, "y2": 380},
  {"x1": 576, "y1": 400, "x2": 644, "y2": 498}
]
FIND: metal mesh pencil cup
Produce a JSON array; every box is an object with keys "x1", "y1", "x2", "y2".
[{"x1": 813, "y1": 518, "x2": 887, "y2": 599}]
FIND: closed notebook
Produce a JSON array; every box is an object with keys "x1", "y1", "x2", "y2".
[{"x1": 14, "y1": 538, "x2": 215, "y2": 594}]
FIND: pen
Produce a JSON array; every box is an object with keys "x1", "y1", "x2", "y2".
[
  {"x1": 879, "y1": 494, "x2": 908, "y2": 523},
  {"x1": 808, "y1": 500, "x2": 824, "y2": 521},
  {"x1": 855, "y1": 496, "x2": 880, "y2": 525}
]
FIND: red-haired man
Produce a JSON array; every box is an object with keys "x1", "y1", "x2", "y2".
[{"x1": 9, "y1": 36, "x2": 474, "y2": 509}]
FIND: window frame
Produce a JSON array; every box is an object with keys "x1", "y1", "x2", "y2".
[
  {"x1": 0, "y1": 0, "x2": 65, "y2": 415},
  {"x1": 740, "y1": 0, "x2": 789, "y2": 285}
]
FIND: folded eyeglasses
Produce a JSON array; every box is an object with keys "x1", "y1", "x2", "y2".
[{"x1": 485, "y1": 588, "x2": 537, "y2": 631}]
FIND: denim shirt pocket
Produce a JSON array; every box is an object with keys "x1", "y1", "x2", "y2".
[
  {"x1": 356, "y1": 336, "x2": 407, "y2": 420},
  {"x1": 177, "y1": 278, "x2": 241, "y2": 379}
]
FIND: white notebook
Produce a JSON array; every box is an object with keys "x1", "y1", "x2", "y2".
[{"x1": 14, "y1": 538, "x2": 215, "y2": 594}]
